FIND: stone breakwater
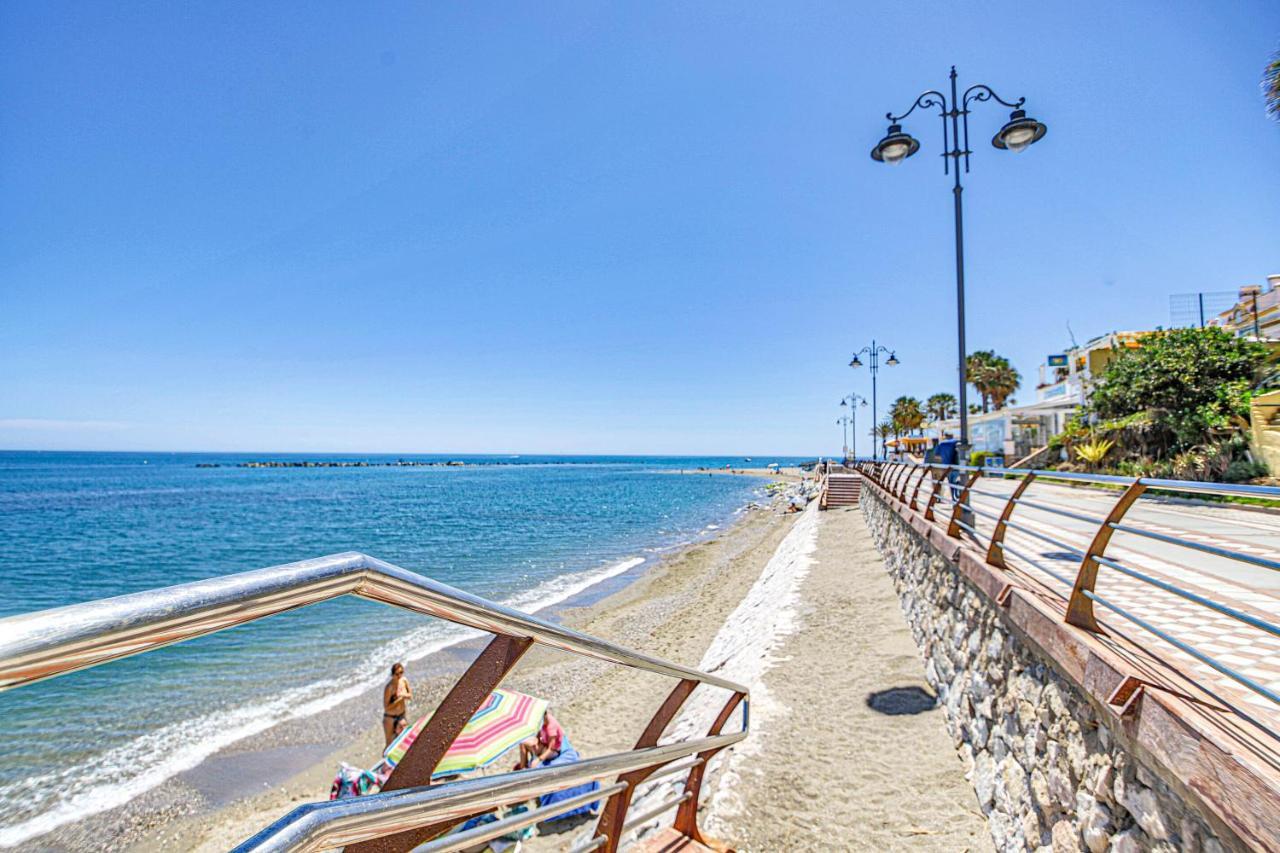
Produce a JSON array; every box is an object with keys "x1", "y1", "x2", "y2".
[{"x1": 861, "y1": 491, "x2": 1237, "y2": 853}]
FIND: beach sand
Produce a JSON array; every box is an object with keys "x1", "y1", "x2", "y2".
[
  {"x1": 42, "y1": 487, "x2": 986, "y2": 852},
  {"x1": 705, "y1": 505, "x2": 992, "y2": 851},
  {"x1": 117, "y1": 501, "x2": 801, "y2": 852}
]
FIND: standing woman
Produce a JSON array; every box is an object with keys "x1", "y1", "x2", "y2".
[{"x1": 383, "y1": 662, "x2": 412, "y2": 746}]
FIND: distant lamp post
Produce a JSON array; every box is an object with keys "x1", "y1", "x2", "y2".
[
  {"x1": 849, "y1": 341, "x2": 898, "y2": 460},
  {"x1": 870, "y1": 66, "x2": 1046, "y2": 453},
  {"x1": 836, "y1": 415, "x2": 851, "y2": 460},
  {"x1": 840, "y1": 393, "x2": 869, "y2": 460}
]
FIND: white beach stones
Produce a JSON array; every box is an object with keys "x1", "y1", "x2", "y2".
[{"x1": 861, "y1": 493, "x2": 1233, "y2": 853}]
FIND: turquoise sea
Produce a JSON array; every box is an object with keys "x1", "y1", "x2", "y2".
[{"x1": 0, "y1": 451, "x2": 797, "y2": 846}]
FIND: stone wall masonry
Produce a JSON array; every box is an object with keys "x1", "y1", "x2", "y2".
[{"x1": 861, "y1": 490, "x2": 1243, "y2": 853}]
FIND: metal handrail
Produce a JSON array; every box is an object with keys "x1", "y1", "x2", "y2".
[
  {"x1": 235, "y1": 735, "x2": 743, "y2": 853},
  {"x1": 418, "y1": 782, "x2": 628, "y2": 853},
  {"x1": 0, "y1": 551, "x2": 745, "y2": 694},
  {"x1": 856, "y1": 459, "x2": 1280, "y2": 723},
  {"x1": 0, "y1": 553, "x2": 750, "y2": 853}
]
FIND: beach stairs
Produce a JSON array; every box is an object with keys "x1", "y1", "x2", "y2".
[{"x1": 821, "y1": 472, "x2": 862, "y2": 509}]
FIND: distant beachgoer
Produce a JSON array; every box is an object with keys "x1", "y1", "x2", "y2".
[
  {"x1": 383, "y1": 662, "x2": 412, "y2": 746},
  {"x1": 516, "y1": 712, "x2": 565, "y2": 769}
]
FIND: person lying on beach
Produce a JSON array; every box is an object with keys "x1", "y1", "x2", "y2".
[
  {"x1": 514, "y1": 712, "x2": 564, "y2": 769},
  {"x1": 382, "y1": 662, "x2": 412, "y2": 746}
]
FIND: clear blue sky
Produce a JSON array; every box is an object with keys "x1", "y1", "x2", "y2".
[{"x1": 3, "y1": 2, "x2": 1278, "y2": 456}]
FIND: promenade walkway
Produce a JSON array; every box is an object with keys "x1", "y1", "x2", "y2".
[{"x1": 708, "y1": 506, "x2": 990, "y2": 851}]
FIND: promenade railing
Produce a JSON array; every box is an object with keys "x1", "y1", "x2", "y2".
[
  {"x1": 854, "y1": 459, "x2": 1280, "y2": 735},
  {"x1": 0, "y1": 552, "x2": 747, "y2": 853}
]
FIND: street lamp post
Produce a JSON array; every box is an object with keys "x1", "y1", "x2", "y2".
[
  {"x1": 849, "y1": 342, "x2": 898, "y2": 460},
  {"x1": 840, "y1": 393, "x2": 868, "y2": 460},
  {"x1": 836, "y1": 415, "x2": 850, "y2": 460},
  {"x1": 870, "y1": 66, "x2": 1047, "y2": 455}
]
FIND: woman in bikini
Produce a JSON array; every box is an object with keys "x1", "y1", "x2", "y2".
[{"x1": 382, "y1": 662, "x2": 412, "y2": 746}]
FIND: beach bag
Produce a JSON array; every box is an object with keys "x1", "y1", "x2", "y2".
[{"x1": 330, "y1": 762, "x2": 379, "y2": 799}]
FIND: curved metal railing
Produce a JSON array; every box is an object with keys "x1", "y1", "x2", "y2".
[
  {"x1": 855, "y1": 459, "x2": 1280, "y2": 731},
  {"x1": 0, "y1": 553, "x2": 748, "y2": 852}
]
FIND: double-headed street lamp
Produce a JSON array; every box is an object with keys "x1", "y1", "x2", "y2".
[
  {"x1": 870, "y1": 66, "x2": 1047, "y2": 453},
  {"x1": 849, "y1": 341, "x2": 898, "y2": 460},
  {"x1": 836, "y1": 415, "x2": 851, "y2": 460},
  {"x1": 840, "y1": 393, "x2": 868, "y2": 460}
]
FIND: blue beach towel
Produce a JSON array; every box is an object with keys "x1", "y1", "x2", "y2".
[{"x1": 536, "y1": 737, "x2": 601, "y2": 820}]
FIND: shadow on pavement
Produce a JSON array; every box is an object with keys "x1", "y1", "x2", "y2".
[{"x1": 866, "y1": 686, "x2": 938, "y2": 716}]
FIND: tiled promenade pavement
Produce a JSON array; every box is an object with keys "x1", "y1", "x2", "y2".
[{"x1": 925, "y1": 478, "x2": 1280, "y2": 741}]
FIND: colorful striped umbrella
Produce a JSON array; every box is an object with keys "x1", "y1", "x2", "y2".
[{"x1": 383, "y1": 689, "x2": 549, "y2": 780}]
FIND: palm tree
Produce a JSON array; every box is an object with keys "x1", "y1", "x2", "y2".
[
  {"x1": 925, "y1": 392, "x2": 958, "y2": 422},
  {"x1": 987, "y1": 364, "x2": 1022, "y2": 410},
  {"x1": 1266, "y1": 45, "x2": 1280, "y2": 120},
  {"x1": 966, "y1": 350, "x2": 999, "y2": 413},
  {"x1": 873, "y1": 420, "x2": 893, "y2": 457},
  {"x1": 967, "y1": 350, "x2": 1020, "y2": 413},
  {"x1": 890, "y1": 396, "x2": 925, "y2": 436}
]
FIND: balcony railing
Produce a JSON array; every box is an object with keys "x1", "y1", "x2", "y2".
[{"x1": 0, "y1": 552, "x2": 748, "y2": 852}]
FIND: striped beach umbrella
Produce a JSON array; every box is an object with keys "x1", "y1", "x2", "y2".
[{"x1": 384, "y1": 689, "x2": 550, "y2": 780}]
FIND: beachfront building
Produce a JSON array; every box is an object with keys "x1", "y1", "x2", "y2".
[
  {"x1": 924, "y1": 397, "x2": 1079, "y2": 465},
  {"x1": 1033, "y1": 330, "x2": 1150, "y2": 407},
  {"x1": 1209, "y1": 274, "x2": 1280, "y2": 340},
  {"x1": 915, "y1": 331, "x2": 1152, "y2": 465}
]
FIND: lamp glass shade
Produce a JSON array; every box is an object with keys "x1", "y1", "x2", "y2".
[
  {"x1": 886, "y1": 353, "x2": 900, "y2": 366},
  {"x1": 992, "y1": 110, "x2": 1046, "y2": 153},
  {"x1": 849, "y1": 356, "x2": 863, "y2": 368},
  {"x1": 870, "y1": 124, "x2": 919, "y2": 164}
]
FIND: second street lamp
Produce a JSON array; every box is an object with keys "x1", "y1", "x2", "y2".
[
  {"x1": 870, "y1": 66, "x2": 1046, "y2": 457},
  {"x1": 840, "y1": 393, "x2": 868, "y2": 461},
  {"x1": 849, "y1": 341, "x2": 898, "y2": 461}
]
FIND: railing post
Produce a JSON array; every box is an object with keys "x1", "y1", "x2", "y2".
[
  {"x1": 593, "y1": 679, "x2": 698, "y2": 852},
  {"x1": 906, "y1": 465, "x2": 928, "y2": 505},
  {"x1": 672, "y1": 692, "x2": 745, "y2": 846},
  {"x1": 894, "y1": 464, "x2": 912, "y2": 501},
  {"x1": 1065, "y1": 479, "x2": 1148, "y2": 633},
  {"x1": 923, "y1": 468, "x2": 946, "y2": 521},
  {"x1": 946, "y1": 471, "x2": 982, "y2": 538},
  {"x1": 907, "y1": 465, "x2": 928, "y2": 510},
  {"x1": 986, "y1": 473, "x2": 1037, "y2": 568}
]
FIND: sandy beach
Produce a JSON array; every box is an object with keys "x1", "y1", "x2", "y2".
[
  {"x1": 109, "y1": 494, "x2": 801, "y2": 852},
  {"x1": 31, "y1": 484, "x2": 987, "y2": 852}
]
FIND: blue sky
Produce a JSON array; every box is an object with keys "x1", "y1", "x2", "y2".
[{"x1": 3, "y1": 2, "x2": 1278, "y2": 456}]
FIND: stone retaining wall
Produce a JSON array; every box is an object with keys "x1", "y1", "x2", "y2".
[{"x1": 861, "y1": 491, "x2": 1238, "y2": 853}]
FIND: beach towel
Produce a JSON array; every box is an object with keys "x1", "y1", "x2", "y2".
[{"x1": 535, "y1": 737, "x2": 601, "y2": 820}]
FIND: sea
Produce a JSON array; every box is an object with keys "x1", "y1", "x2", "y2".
[{"x1": 0, "y1": 451, "x2": 800, "y2": 846}]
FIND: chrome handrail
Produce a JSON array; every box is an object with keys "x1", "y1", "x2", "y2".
[
  {"x1": 0, "y1": 551, "x2": 746, "y2": 694},
  {"x1": 234, "y1": 735, "x2": 744, "y2": 853}
]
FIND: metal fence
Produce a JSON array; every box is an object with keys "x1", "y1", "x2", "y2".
[
  {"x1": 0, "y1": 552, "x2": 747, "y2": 853},
  {"x1": 855, "y1": 460, "x2": 1280, "y2": 734}
]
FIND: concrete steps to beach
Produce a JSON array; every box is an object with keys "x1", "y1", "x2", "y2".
[{"x1": 823, "y1": 473, "x2": 862, "y2": 508}]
